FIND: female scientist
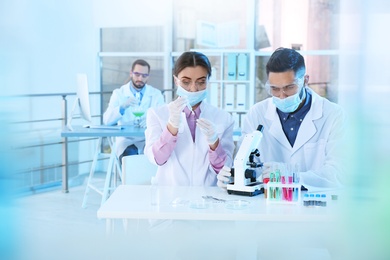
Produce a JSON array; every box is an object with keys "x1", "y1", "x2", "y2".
[{"x1": 144, "y1": 51, "x2": 235, "y2": 186}]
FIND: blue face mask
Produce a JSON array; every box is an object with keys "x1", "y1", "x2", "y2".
[
  {"x1": 272, "y1": 87, "x2": 306, "y2": 113},
  {"x1": 176, "y1": 85, "x2": 207, "y2": 107}
]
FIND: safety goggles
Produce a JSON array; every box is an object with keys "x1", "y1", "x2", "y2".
[
  {"x1": 173, "y1": 75, "x2": 208, "y2": 91},
  {"x1": 265, "y1": 77, "x2": 304, "y2": 97}
]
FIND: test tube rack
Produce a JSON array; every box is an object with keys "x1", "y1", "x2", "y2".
[{"x1": 266, "y1": 182, "x2": 301, "y2": 205}]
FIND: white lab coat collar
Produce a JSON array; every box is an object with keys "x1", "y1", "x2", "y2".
[{"x1": 265, "y1": 88, "x2": 324, "y2": 154}]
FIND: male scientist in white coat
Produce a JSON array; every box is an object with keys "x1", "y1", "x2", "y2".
[
  {"x1": 218, "y1": 47, "x2": 346, "y2": 190},
  {"x1": 103, "y1": 59, "x2": 165, "y2": 162}
]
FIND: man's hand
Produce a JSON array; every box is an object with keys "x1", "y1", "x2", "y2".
[
  {"x1": 217, "y1": 166, "x2": 232, "y2": 189},
  {"x1": 120, "y1": 96, "x2": 138, "y2": 110},
  {"x1": 261, "y1": 162, "x2": 279, "y2": 180}
]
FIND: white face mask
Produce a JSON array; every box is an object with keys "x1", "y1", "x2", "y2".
[
  {"x1": 176, "y1": 85, "x2": 207, "y2": 107},
  {"x1": 272, "y1": 87, "x2": 306, "y2": 113}
]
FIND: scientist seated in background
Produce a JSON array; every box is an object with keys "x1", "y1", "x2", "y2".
[
  {"x1": 144, "y1": 51, "x2": 235, "y2": 186},
  {"x1": 103, "y1": 59, "x2": 165, "y2": 162},
  {"x1": 218, "y1": 47, "x2": 347, "y2": 190}
]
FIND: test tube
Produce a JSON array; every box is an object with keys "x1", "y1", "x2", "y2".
[
  {"x1": 287, "y1": 170, "x2": 293, "y2": 202},
  {"x1": 263, "y1": 178, "x2": 269, "y2": 199},
  {"x1": 275, "y1": 168, "x2": 281, "y2": 200},
  {"x1": 292, "y1": 163, "x2": 300, "y2": 201},
  {"x1": 269, "y1": 172, "x2": 275, "y2": 200},
  {"x1": 281, "y1": 170, "x2": 286, "y2": 201}
]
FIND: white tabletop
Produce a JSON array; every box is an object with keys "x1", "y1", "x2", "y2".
[{"x1": 97, "y1": 185, "x2": 340, "y2": 222}]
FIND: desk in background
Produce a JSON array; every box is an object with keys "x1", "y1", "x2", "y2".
[{"x1": 61, "y1": 125, "x2": 145, "y2": 207}]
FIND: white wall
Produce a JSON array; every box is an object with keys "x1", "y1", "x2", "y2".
[
  {"x1": 1, "y1": 0, "x2": 97, "y2": 95},
  {"x1": 0, "y1": 0, "x2": 173, "y2": 185},
  {"x1": 1, "y1": 0, "x2": 172, "y2": 96},
  {"x1": 93, "y1": 0, "x2": 171, "y2": 28}
]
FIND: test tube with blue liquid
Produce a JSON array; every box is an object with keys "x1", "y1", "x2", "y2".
[{"x1": 292, "y1": 163, "x2": 300, "y2": 202}]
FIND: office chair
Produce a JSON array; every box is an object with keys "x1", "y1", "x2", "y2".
[
  {"x1": 121, "y1": 154, "x2": 158, "y2": 233},
  {"x1": 121, "y1": 154, "x2": 157, "y2": 185}
]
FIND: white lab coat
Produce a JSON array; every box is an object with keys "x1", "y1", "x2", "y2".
[
  {"x1": 103, "y1": 83, "x2": 165, "y2": 157},
  {"x1": 144, "y1": 101, "x2": 235, "y2": 186},
  {"x1": 241, "y1": 88, "x2": 347, "y2": 189}
]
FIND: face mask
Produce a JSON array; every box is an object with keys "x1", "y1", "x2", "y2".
[
  {"x1": 272, "y1": 87, "x2": 306, "y2": 113},
  {"x1": 176, "y1": 85, "x2": 207, "y2": 107}
]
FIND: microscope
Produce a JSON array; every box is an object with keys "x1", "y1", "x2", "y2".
[{"x1": 227, "y1": 125, "x2": 264, "y2": 196}]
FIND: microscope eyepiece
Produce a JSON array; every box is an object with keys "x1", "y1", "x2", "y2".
[{"x1": 257, "y1": 125, "x2": 264, "y2": 132}]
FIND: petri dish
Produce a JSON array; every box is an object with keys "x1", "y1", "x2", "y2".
[
  {"x1": 170, "y1": 198, "x2": 189, "y2": 207},
  {"x1": 189, "y1": 199, "x2": 210, "y2": 209},
  {"x1": 225, "y1": 199, "x2": 250, "y2": 210}
]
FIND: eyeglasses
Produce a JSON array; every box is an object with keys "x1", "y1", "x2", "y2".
[
  {"x1": 174, "y1": 75, "x2": 208, "y2": 91},
  {"x1": 132, "y1": 71, "x2": 149, "y2": 78},
  {"x1": 266, "y1": 77, "x2": 304, "y2": 97}
]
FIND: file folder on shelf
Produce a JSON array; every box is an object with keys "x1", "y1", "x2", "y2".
[
  {"x1": 237, "y1": 53, "x2": 248, "y2": 80},
  {"x1": 224, "y1": 84, "x2": 235, "y2": 110},
  {"x1": 235, "y1": 84, "x2": 247, "y2": 110},
  {"x1": 227, "y1": 54, "x2": 237, "y2": 80}
]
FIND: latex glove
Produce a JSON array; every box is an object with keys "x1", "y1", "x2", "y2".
[
  {"x1": 168, "y1": 96, "x2": 188, "y2": 128},
  {"x1": 196, "y1": 118, "x2": 218, "y2": 145},
  {"x1": 261, "y1": 162, "x2": 279, "y2": 180},
  {"x1": 217, "y1": 166, "x2": 232, "y2": 189},
  {"x1": 120, "y1": 95, "x2": 139, "y2": 110}
]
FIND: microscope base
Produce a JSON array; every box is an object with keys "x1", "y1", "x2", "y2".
[{"x1": 227, "y1": 182, "x2": 264, "y2": 197}]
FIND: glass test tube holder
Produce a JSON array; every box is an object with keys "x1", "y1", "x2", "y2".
[{"x1": 266, "y1": 182, "x2": 302, "y2": 205}]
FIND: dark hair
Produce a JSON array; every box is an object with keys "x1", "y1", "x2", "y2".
[
  {"x1": 266, "y1": 47, "x2": 305, "y2": 78},
  {"x1": 132, "y1": 59, "x2": 150, "y2": 72},
  {"x1": 173, "y1": 51, "x2": 212, "y2": 78}
]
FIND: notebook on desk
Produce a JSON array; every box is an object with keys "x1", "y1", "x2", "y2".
[{"x1": 83, "y1": 125, "x2": 124, "y2": 130}]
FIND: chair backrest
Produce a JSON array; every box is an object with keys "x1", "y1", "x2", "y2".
[{"x1": 121, "y1": 154, "x2": 158, "y2": 185}]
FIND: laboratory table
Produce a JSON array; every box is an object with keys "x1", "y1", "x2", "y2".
[{"x1": 97, "y1": 185, "x2": 344, "y2": 259}]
